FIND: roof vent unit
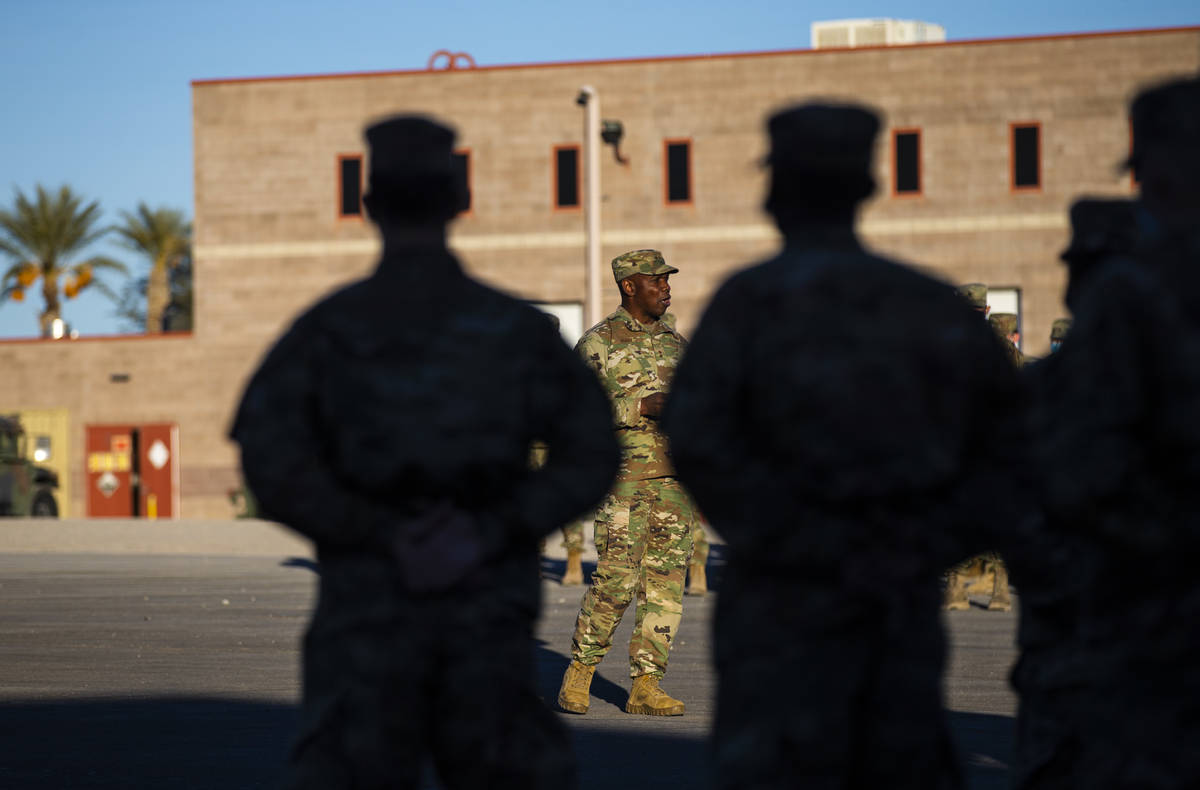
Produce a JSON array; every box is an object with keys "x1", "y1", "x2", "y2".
[{"x1": 811, "y1": 19, "x2": 946, "y2": 49}]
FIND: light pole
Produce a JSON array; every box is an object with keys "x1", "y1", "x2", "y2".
[{"x1": 577, "y1": 85, "x2": 603, "y2": 329}]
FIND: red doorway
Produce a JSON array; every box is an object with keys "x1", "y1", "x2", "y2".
[{"x1": 85, "y1": 424, "x2": 179, "y2": 518}]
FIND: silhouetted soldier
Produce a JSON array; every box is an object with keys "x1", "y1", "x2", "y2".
[
  {"x1": 1014, "y1": 197, "x2": 1142, "y2": 788},
  {"x1": 663, "y1": 102, "x2": 1032, "y2": 789},
  {"x1": 231, "y1": 115, "x2": 618, "y2": 790},
  {"x1": 1128, "y1": 76, "x2": 1200, "y2": 326},
  {"x1": 1015, "y1": 78, "x2": 1200, "y2": 786}
]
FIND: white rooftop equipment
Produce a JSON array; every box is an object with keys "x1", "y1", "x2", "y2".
[{"x1": 811, "y1": 19, "x2": 947, "y2": 49}]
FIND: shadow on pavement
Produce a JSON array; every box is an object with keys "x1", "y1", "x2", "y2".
[
  {"x1": 280, "y1": 556, "x2": 320, "y2": 574},
  {"x1": 0, "y1": 697, "x2": 296, "y2": 789},
  {"x1": 0, "y1": 697, "x2": 1009, "y2": 790},
  {"x1": 950, "y1": 709, "x2": 1015, "y2": 790}
]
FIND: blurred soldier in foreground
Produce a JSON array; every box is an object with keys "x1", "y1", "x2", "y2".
[
  {"x1": 231, "y1": 115, "x2": 618, "y2": 790},
  {"x1": 558, "y1": 249, "x2": 698, "y2": 717},
  {"x1": 1013, "y1": 197, "x2": 1143, "y2": 788},
  {"x1": 1130, "y1": 77, "x2": 1200, "y2": 325},
  {"x1": 664, "y1": 102, "x2": 1032, "y2": 789},
  {"x1": 1015, "y1": 77, "x2": 1200, "y2": 786}
]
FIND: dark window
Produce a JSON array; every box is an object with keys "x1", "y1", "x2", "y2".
[
  {"x1": 894, "y1": 131, "x2": 921, "y2": 194},
  {"x1": 555, "y1": 146, "x2": 580, "y2": 208},
  {"x1": 1012, "y1": 124, "x2": 1040, "y2": 189},
  {"x1": 452, "y1": 151, "x2": 471, "y2": 213},
  {"x1": 666, "y1": 141, "x2": 691, "y2": 203},
  {"x1": 338, "y1": 156, "x2": 362, "y2": 217}
]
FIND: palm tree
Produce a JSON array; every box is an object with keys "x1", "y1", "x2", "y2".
[
  {"x1": 0, "y1": 185, "x2": 126, "y2": 337},
  {"x1": 112, "y1": 203, "x2": 191, "y2": 333}
]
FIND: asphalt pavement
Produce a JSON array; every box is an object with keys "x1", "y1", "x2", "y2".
[{"x1": 0, "y1": 544, "x2": 1018, "y2": 789}]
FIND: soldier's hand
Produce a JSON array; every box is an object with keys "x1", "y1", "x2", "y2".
[{"x1": 640, "y1": 392, "x2": 668, "y2": 419}]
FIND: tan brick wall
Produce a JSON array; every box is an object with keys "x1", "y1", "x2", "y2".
[{"x1": 2, "y1": 28, "x2": 1197, "y2": 519}]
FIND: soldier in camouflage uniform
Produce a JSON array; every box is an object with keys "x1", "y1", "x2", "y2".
[
  {"x1": 989, "y1": 312, "x2": 1026, "y2": 366},
  {"x1": 232, "y1": 115, "x2": 618, "y2": 790},
  {"x1": 942, "y1": 284, "x2": 1015, "y2": 613},
  {"x1": 1049, "y1": 318, "x2": 1070, "y2": 353},
  {"x1": 557, "y1": 249, "x2": 697, "y2": 717},
  {"x1": 664, "y1": 103, "x2": 1032, "y2": 789}
]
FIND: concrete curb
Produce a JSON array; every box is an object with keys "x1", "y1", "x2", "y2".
[{"x1": 0, "y1": 519, "x2": 313, "y2": 557}]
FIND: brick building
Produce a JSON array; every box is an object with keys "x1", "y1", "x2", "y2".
[{"x1": 2, "y1": 25, "x2": 1197, "y2": 519}]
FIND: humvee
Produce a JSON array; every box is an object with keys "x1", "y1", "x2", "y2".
[{"x1": 0, "y1": 415, "x2": 59, "y2": 517}]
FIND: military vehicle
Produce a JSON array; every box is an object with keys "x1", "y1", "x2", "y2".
[{"x1": 0, "y1": 415, "x2": 59, "y2": 517}]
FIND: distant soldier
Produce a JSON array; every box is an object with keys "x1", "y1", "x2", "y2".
[
  {"x1": 557, "y1": 249, "x2": 698, "y2": 717},
  {"x1": 686, "y1": 520, "x2": 710, "y2": 596},
  {"x1": 559, "y1": 520, "x2": 587, "y2": 585},
  {"x1": 989, "y1": 312, "x2": 1025, "y2": 366},
  {"x1": 532, "y1": 310, "x2": 590, "y2": 588},
  {"x1": 1049, "y1": 318, "x2": 1071, "y2": 353},
  {"x1": 942, "y1": 283, "x2": 1015, "y2": 613},
  {"x1": 232, "y1": 115, "x2": 618, "y2": 790},
  {"x1": 664, "y1": 102, "x2": 1033, "y2": 788}
]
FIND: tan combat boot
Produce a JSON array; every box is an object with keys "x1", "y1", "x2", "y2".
[
  {"x1": 625, "y1": 674, "x2": 685, "y2": 716},
  {"x1": 562, "y1": 549, "x2": 584, "y2": 586},
  {"x1": 557, "y1": 660, "x2": 595, "y2": 714},
  {"x1": 988, "y1": 562, "x2": 1012, "y2": 612},
  {"x1": 685, "y1": 562, "x2": 707, "y2": 596},
  {"x1": 943, "y1": 571, "x2": 970, "y2": 611}
]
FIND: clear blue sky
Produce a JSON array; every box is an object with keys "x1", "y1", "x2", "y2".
[{"x1": 1, "y1": 0, "x2": 1196, "y2": 338}]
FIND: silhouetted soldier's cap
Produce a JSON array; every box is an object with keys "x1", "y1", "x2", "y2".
[
  {"x1": 957, "y1": 283, "x2": 988, "y2": 311},
  {"x1": 989, "y1": 313, "x2": 1018, "y2": 336},
  {"x1": 1050, "y1": 318, "x2": 1072, "y2": 342},
  {"x1": 765, "y1": 102, "x2": 880, "y2": 182},
  {"x1": 611, "y1": 249, "x2": 677, "y2": 283},
  {"x1": 1060, "y1": 198, "x2": 1139, "y2": 264},
  {"x1": 363, "y1": 114, "x2": 467, "y2": 215},
  {"x1": 1126, "y1": 76, "x2": 1200, "y2": 171}
]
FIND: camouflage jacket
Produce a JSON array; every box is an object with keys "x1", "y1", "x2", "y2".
[{"x1": 577, "y1": 306, "x2": 686, "y2": 482}]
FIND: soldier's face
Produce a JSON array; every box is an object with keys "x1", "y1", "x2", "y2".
[{"x1": 625, "y1": 273, "x2": 672, "y2": 320}]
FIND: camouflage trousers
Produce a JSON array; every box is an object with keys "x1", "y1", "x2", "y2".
[{"x1": 569, "y1": 477, "x2": 695, "y2": 678}]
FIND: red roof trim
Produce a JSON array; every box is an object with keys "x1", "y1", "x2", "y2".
[
  {"x1": 0, "y1": 331, "x2": 194, "y2": 346},
  {"x1": 191, "y1": 25, "x2": 1200, "y2": 87}
]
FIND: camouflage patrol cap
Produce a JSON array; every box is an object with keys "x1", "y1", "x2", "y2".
[
  {"x1": 989, "y1": 313, "x2": 1018, "y2": 336},
  {"x1": 611, "y1": 249, "x2": 678, "y2": 283},
  {"x1": 1050, "y1": 318, "x2": 1072, "y2": 341},
  {"x1": 957, "y1": 283, "x2": 988, "y2": 311}
]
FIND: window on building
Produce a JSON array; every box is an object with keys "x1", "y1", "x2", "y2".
[
  {"x1": 338, "y1": 155, "x2": 363, "y2": 218},
  {"x1": 554, "y1": 145, "x2": 580, "y2": 209},
  {"x1": 893, "y1": 129, "x2": 921, "y2": 195},
  {"x1": 453, "y1": 150, "x2": 471, "y2": 214},
  {"x1": 665, "y1": 140, "x2": 692, "y2": 204},
  {"x1": 1011, "y1": 123, "x2": 1041, "y2": 190}
]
